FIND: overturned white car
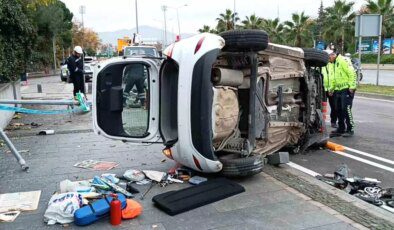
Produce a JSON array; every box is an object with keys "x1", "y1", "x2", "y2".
[{"x1": 93, "y1": 30, "x2": 329, "y2": 177}]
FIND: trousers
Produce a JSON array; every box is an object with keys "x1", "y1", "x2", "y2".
[{"x1": 335, "y1": 89, "x2": 355, "y2": 133}]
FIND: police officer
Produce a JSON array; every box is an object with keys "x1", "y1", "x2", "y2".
[
  {"x1": 328, "y1": 52, "x2": 357, "y2": 137},
  {"x1": 67, "y1": 46, "x2": 85, "y2": 98},
  {"x1": 322, "y1": 50, "x2": 337, "y2": 128}
]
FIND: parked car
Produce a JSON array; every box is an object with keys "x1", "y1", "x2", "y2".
[
  {"x1": 84, "y1": 56, "x2": 95, "y2": 82},
  {"x1": 92, "y1": 30, "x2": 329, "y2": 177},
  {"x1": 60, "y1": 60, "x2": 69, "y2": 82}
]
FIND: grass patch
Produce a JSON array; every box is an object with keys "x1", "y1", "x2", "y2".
[{"x1": 358, "y1": 84, "x2": 394, "y2": 96}]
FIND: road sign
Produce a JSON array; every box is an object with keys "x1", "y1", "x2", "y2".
[{"x1": 355, "y1": 14, "x2": 382, "y2": 37}]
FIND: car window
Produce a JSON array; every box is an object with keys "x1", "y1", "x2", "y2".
[{"x1": 124, "y1": 47, "x2": 157, "y2": 57}]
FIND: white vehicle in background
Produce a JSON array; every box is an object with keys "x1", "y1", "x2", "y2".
[
  {"x1": 123, "y1": 45, "x2": 160, "y2": 58},
  {"x1": 60, "y1": 60, "x2": 69, "y2": 82},
  {"x1": 84, "y1": 56, "x2": 95, "y2": 82},
  {"x1": 93, "y1": 30, "x2": 329, "y2": 177}
]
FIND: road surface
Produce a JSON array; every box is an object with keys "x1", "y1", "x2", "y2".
[
  {"x1": 291, "y1": 96, "x2": 394, "y2": 188},
  {"x1": 362, "y1": 69, "x2": 394, "y2": 86}
]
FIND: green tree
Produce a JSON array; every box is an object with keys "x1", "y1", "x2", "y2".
[
  {"x1": 262, "y1": 18, "x2": 284, "y2": 43},
  {"x1": 216, "y1": 9, "x2": 239, "y2": 32},
  {"x1": 365, "y1": 0, "x2": 394, "y2": 37},
  {"x1": 241, "y1": 14, "x2": 264, "y2": 29},
  {"x1": 0, "y1": 0, "x2": 35, "y2": 82},
  {"x1": 323, "y1": 0, "x2": 355, "y2": 53},
  {"x1": 284, "y1": 12, "x2": 314, "y2": 47}
]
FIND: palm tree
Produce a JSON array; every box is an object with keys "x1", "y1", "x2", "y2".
[
  {"x1": 262, "y1": 18, "x2": 284, "y2": 43},
  {"x1": 241, "y1": 14, "x2": 264, "y2": 29},
  {"x1": 323, "y1": 0, "x2": 355, "y2": 53},
  {"x1": 365, "y1": 0, "x2": 394, "y2": 37},
  {"x1": 198, "y1": 25, "x2": 211, "y2": 33},
  {"x1": 284, "y1": 12, "x2": 314, "y2": 47},
  {"x1": 216, "y1": 9, "x2": 239, "y2": 32}
]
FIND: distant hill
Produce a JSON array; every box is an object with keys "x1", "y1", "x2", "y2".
[{"x1": 98, "y1": 25, "x2": 195, "y2": 45}]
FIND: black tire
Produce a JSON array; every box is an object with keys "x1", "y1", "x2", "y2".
[
  {"x1": 219, "y1": 153, "x2": 264, "y2": 177},
  {"x1": 220, "y1": 29, "x2": 269, "y2": 52},
  {"x1": 302, "y1": 48, "x2": 329, "y2": 67}
]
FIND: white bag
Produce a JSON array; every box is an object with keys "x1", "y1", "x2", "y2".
[{"x1": 44, "y1": 192, "x2": 82, "y2": 225}]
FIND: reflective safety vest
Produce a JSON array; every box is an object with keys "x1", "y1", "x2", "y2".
[{"x1": 322, "y1": 55, "x2": 356, "y2": 92}]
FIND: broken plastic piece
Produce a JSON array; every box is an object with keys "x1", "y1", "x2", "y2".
[{"x1": 326, "y1": 141, "x2": 345, "y2": 151}]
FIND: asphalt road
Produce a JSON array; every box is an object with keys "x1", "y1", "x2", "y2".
[
  {"x1": 362, "y1": 69, "x2": 394, "y2": 86},
  {"x1": 291, "y1": 96, "x2": 394, "y2": 188}
]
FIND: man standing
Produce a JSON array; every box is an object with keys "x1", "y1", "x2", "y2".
[
  {"x1": 328, "y1": 52, "x2": 357, "y2": 137},
  {"x1": 67, "y1": 46, "x2": 85, "y2": 98},
  {"x1": 322, "y1": 50, "x2": 337, "y2": 128},
  {"x1": 123, "y1": 64, "x2": 146, "y2": 108}
]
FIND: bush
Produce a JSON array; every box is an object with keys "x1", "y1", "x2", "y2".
[{"x1": 351, "y1": 53, "x2": 394, "y2": 64}]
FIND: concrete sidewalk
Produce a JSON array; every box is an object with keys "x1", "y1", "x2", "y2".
[
  {"x1": 362, "y1": 64, "x2": 394, "y2": 70},
  {"x1": 0, "y1": 131, "x2": 367, "y2": 230}
]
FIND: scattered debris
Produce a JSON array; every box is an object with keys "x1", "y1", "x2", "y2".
[
  {"x1": 12, "y1": 114, "x2": 22, "y2": 119},
  {"x1": 44, "y1": 192, "x2": 82, "y2": 225},
  {"x1": 326, "y1": 141, "x2": 345, "y2": 151},
  {"x1": 161, "y1": 159, "x2": 166, "y2": 163},
  {"x1": 74, "y1": 160, "x2": 119, "y2": 171},
  {"x1": 59, "y1": 180, "x2": 93, "y2": 193},
  {"x1": 142, "y1": 170, "x2": 166, "y2": 183},
  {"x1": 0, "y1": 211, "x2": 21, "y2": 222},
  {"x1": 30, "y1": 122, "x2": 42, "y2": 127},
  {"x1": 123, "y1": 169, "x2": 145, "y2": 182},
  {"x1": 317, "y1": 164, "x2": 394, "y2": 212},
  {"x1": 189, "y1": 176, "x2": 207, "y2": 185},
  {"x1": 0, "y1": 190, "x2": 41, "y2": 213},
  {"x1": 38, "y1": 130, "x2": 55, "y2": 135}
]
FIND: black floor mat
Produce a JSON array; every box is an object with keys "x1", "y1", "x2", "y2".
[{"x1": 152, "y1": 178, "x2": 245, "y2": 216}]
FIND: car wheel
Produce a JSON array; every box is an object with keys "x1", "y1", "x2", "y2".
[
  {"x1": 218, "y1": 153, "x2": 264, "y2": 177},
  {"x1": 220, "y1": 29, "x2": 269, "y2": 52},
  {"x1": 302, "y1": 48, "x2": 329, "y2": 67}
]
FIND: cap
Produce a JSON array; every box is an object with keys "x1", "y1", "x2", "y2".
[{"x1": 73, "y1": 46, "x2": 83, "y2": 54}]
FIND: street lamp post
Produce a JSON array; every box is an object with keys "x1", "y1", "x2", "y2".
[
  {"x1": 166, "y1": 4, "x2": 188, "y2": 37},
  {"x1": 135, "y1": 0, "x2": 139, "y2": 33},
  {"x1": 161, "y1": 5, "x2": 168, "y2": 46}
]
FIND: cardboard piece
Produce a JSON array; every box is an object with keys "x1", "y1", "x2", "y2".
[
  {"x1": 0, "y1": 190, "x2": 41, "y2": 213},
  {"x1": 74, "y1": 160, "x2": 119, "y2": 171}
]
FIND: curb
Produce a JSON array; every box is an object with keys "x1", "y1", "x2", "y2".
[
  {"x1": 264, "y1": 165, "x2": 394, "y2": 229},
  {"x1": 356, "y1": 92, "x2": 394, "y2": 101}
]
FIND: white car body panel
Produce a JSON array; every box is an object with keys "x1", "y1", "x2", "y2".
[{"x1": 163, "y1": 33, "x2": 225, "y2": 172}]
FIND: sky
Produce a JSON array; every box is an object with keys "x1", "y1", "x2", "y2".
[{"x1": 61, "y1": 0, "x2": 365, "y2": 34}]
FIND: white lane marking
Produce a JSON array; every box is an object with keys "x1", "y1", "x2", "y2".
[
  {"x1": 344, "y1": 146, "x2": 394, "y2": 165},
  {"x1": 334, "y1": 151, "x2": 394, "y2": 173},
  {"x1": 286, "y1": 162, "x2": 321, "y2": 177},
  {"x1": 356, "y1": 96, "x2": 394, "y2": 103}
]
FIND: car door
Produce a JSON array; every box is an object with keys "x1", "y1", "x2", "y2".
[{"x1": 92, "y1": 57, "x2": 161, "y2": 143}]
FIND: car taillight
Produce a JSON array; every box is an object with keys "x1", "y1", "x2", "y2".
[
  {"x1": 194, "y1": 37, "x2": 205, "y2": 54},
  {"x1": 162, "y1": 147, "x2": 173, "y2": 159}
]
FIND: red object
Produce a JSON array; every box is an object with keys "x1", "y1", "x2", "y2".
[
  {"x1": 110, "y1": 194, "x2": 122, "y2": 226},
  {"x1": 176, "y1": 35, "x2": 181, "y2": 41},
  {"x1": 194, "y1": 37, "x2": 205, "y2": 54}
]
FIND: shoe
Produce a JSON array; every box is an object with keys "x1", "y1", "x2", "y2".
[
  {"x1": 331, "y1": 123, "x2": 338, "y2": 128},
  {"x1": 342, "y1": 131, "x2": 354, "y2": 137},
  {"x1": 331, "y1": 129, "x2": 345, "y2": 135}
]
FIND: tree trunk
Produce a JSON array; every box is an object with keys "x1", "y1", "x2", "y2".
[{"x1": 341, "y1": 29, "x2": 345, "y2": 54}]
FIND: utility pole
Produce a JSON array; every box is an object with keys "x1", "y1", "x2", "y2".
[
  {"x1": 161, "y1": 5, "x2": 168, "y2": 46},
  {"x1": 135, "y1": 0, "x2": 139, "y2": 33},
  {"x1": 233, "y1": 0, "x2": 236, "y2": 29},
  {"x1": 79, "y1": 5, "x2": 86, "y2": 48},
  {"x1": 52, "y1": 36, "x2": 57, "y2": 75}
]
